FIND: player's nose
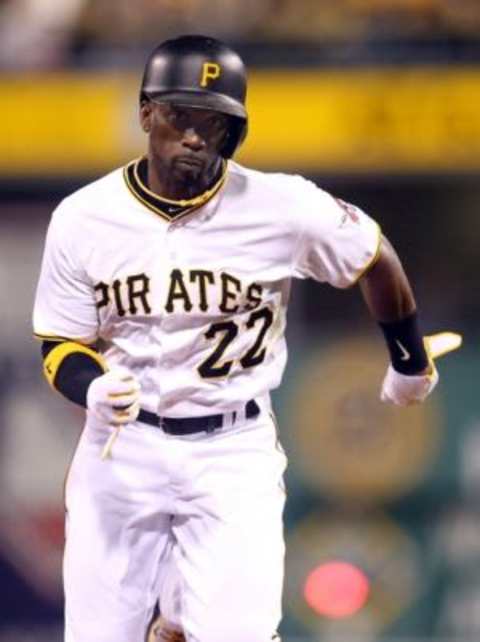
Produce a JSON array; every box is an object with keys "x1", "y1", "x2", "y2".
[{"x1": 182, "y1": 127, "x2": 206, "y2": 151}]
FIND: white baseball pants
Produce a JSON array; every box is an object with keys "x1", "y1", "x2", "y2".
[{"x1": 63, "y1": 408, "x2": 286, "y2": 642}]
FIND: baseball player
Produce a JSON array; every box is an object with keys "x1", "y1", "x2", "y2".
[{"x1": 33, "y1": 35, "x2": 453, "y2": 642}]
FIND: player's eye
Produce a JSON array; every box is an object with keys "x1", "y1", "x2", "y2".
[
  {"x1": 211, "y1": 115, "x2": 225, "y2": 128},
  {"x1": 206, "y1": 115, "x2": 227, "y2": 135},
  {"x1": 175, "y1": 111, "x2": 190, "y2": 128},
  {"x1": 166, "y1": 108, "x2": 189, "y2": 129}
]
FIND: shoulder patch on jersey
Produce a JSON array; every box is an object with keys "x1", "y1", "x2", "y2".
[{"x1": 335, "y1": 197, "x2": 361, "y2": 224}]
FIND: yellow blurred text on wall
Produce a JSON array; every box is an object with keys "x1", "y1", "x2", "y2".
[{"x1": 2, "y1": 67, "x2": 480, "y2": 175}]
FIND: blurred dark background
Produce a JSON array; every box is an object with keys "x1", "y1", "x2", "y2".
[{"x1": 1, "y1": 1, "x2": 479, "y2": 640}]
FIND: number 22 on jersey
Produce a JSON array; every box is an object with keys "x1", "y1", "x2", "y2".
[{"x1": 199, "y1": 307, "x2": 274, "y2": 379}]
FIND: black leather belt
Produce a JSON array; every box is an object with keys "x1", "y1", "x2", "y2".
[{"x1": 137, "y1": 400, "x2": 260, "y2": 435}]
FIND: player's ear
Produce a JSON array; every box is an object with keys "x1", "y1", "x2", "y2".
[{"x1": 140, "y1": 99, "x2": 153, "y2": 133}]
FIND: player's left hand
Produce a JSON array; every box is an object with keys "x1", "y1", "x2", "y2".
[
  {"x1": 380, "y1": 331, "x2": 462, "y2": 406},
  {"x1": 380, "y1": 363, "x2": 438, "y2": 406}
]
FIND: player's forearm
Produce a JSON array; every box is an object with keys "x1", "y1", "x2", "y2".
[
  {"x1": 359, "y1": 235, "x2": 429, "y2": 375},
  {"x1": 41, "y1": 340, "x2": 106, "y2": 407},
  {"x1": 359, "y1": 235, "x2": 416, "y2": 323}
]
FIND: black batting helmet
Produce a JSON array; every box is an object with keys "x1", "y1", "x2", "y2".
[{"x1": 140, "y1": 35, "x2": 248, "y2": 158}]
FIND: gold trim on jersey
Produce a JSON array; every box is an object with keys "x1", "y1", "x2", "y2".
[
  {"x1": 43, "y1": 341, "x2": 107, "y2": 389},
  {"x1": 34, "y1": 332, "x2": 94, "y2": 344},
  {"x1": 34, "y1": 333, "x2": 67, "y2": 342},
  {"x1": 349, "y1": 223, "x2": 383, "y2": 286},
  {"x1": 123, "y1": 157, "x2": 227, "y2": 222}
]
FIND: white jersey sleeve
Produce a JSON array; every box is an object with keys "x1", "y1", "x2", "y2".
[
  {"x1": 291, "y1": 179, "x2": 381, "y2": 288},
  {"x1": 33, "y1": 203, "x2": 99, "y2": 344}
]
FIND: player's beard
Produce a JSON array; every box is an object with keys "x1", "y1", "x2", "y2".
[
  {"x1": 170, "y1": 155, "x2": 221, "y2": 196},
  {"x1": 171, "y1": 157, "x2": 204, "y2": 182}
]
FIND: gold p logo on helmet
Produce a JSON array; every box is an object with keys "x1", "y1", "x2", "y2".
[{"x1": 200, "y1": 62, "x2": 221, "y2": 87}]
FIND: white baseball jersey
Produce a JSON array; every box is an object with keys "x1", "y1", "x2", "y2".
[{"x1": 33, "y1": 159, "x2": 380, "y2": 417}]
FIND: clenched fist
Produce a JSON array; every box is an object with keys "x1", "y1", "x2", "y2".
[
  {"x1": 380, "y1": 331, "x2": 461, "y2": 406},
  {"x1": 380, "y1": 363, "x2": 438, "y2": 406},
  {"x1": 87, "y1": 366, "x2": 141, "y2": 424}
]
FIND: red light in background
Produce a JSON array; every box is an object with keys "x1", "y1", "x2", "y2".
[{"x1": 303, "y1": 560, "x2": 370, "y2": 619}]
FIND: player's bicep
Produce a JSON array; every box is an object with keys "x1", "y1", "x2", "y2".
[
  {"x1": 292, "y1": 190, "x2": 381, "y2": 288},
  {"x1": 33, "y1": 210, "x2": 99, "y2": 344}
]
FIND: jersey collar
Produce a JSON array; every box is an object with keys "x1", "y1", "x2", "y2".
[{"x1": 123, "y1": 157, "x2": 227, "y2": 222}]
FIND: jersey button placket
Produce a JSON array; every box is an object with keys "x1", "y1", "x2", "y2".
[
  {"x1": 165, "y1": 222, "x2": 179, "y2": 261},
  {"x1": 158, "y1": 222, "x2": 181, "y2": 382}
]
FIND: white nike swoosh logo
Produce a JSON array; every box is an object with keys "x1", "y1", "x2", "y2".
[{"x1": 395, "y1": 340, "x2": 410, "y2": 361}]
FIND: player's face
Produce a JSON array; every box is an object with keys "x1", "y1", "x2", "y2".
[{"x1": 140, "y1": 101, "x2": 229, "y2": 185}]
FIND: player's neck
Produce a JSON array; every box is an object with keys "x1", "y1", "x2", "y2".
[{"x1": 147, "y1": 157, "x2": 222, "y2": 202}]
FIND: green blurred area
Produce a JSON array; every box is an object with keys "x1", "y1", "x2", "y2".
[{"x1": 275, "y1": 334, "x2": 479, "y2": 639}]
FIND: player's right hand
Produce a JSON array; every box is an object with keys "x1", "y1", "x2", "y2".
[{"x1": 86, "y1": 366, "x2": 141, "y2": 425}]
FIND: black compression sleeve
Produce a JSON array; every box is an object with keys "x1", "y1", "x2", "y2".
[
  {"x1": 41, "y1": 341, "x2": 105, "y2": 407},
  {"x1": 42, "y1": 340, "x2": 61, "y2": 358}
]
